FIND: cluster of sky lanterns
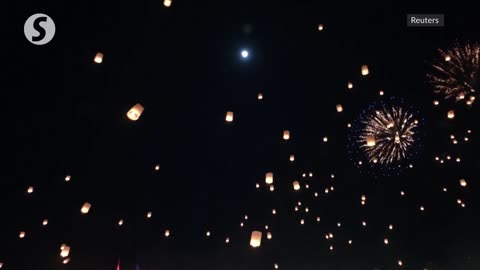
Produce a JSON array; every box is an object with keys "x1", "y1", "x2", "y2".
[{"x1": 6, "y1": 20, "x2": 474, "y2": 270}]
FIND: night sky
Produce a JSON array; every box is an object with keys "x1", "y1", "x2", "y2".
[{"x1": 5, "y1": 1, "x2": 480, "y2": 269}]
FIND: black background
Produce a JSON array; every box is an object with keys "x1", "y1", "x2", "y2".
[{"x1": 4, "y1": 0, "x2": 480, "y2": 269}]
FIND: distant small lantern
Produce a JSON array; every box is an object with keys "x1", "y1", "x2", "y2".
[
  {"x1": 323, "y1": 136, "x2": 328, "y2": 142},
  {"x1": 225, "y1": 237, "x2": 230, "y2": 243},
  {"x1": 398, "y1": 260, "x2": 403, "y2": 266},
  {"x1": 81, "y1": 202, "x2": 91, "y2": 214},
  {"x1": 118, "y1": 219, "x2": 124, "y2": 226},
  {"x1": 433, "y1": 100, "x2": 439, "y2": 106},
  {"x1": 27, "y1": 186, "x2": 34, "y2": 194},
  {"x1": 42, "y1": 219, "x2": 48, "y2": 226},
  {"x1": 62, "y1": 258, "x2": 70, "y2": 264},
  {"x1": 336, "y1": 104, "x2": 343, "y2": 113},
  {"x1": 460, "y1": 179, "x2": 467, "y2": 187},
  {"x1": 257, "y1": 93, "x2": 263, "y2": 100},
  {"x1": 283, "y1": 130, "x2": 290, "y2": 140},
  {"x1": 65, "y1": 175, "x2": 71, "y2": 182},
  {"x1": 361, "y1": 65, "x2": 369, "y2": 76},
  {"x1": 267, "y1": 232, "x2": 272, "y2": 239},
  {"x1": 163, "y1": 0, "x2": 172, "y2": 7},
  {"x1": 206, "y1": 231, "x2": 211, "y2": 237},
  {"x1": 447, "y1": 110, "x2": 455, "y2": 119},
  {"x1": 269, "y1": 185, "x2": 275, "y2": 192},
  {"x1": 265, "y1": 172, "x2": 274, "y2": 184},
  {"x1": 0, "y1": 262, "x2": 3, "y2": 268},
  {"x1": 60, "y1": 245, "x2": 70, "y2": 258},
  {"x1": 147, "y1": 212, "x2": 152, "y2": 218},
  {"x1": 250, "y1": 231, "x2": 262, "y2": 248},
  {"x1": 379, "y1": 90, "x2": 384, "y2": 96},
  {"x1": 127, "y1": 103, "x2": 144, "y2": 121},
  {"x1": 318, "y1": 24, "x2": 324, "y2": 31},
  {"x1": 154, "y1": 165, "x2": 160, "y2": 171},
  {"x1": 272, "y1": 209, "x2": 276, "y2": 215},
  {"x1": 225, "y1": 111, "x2": 234, "y2": 122},
  {"x1": 19, "y1": 231, "x2": 26, "y2": 239},
  {"x1": 165, "y1": 229, "x2": 170, "y2": 237},
  {"x1": 384, "y1": 238, "x2": 389, "y2": 245},
  {"x1": 94, "y1": 52, "x2": 104, "y2": 64},
  {"x1": 445, "y1": 55, "x2": 451, "y2": 61},
  {"x1": 347, "y1": 82, "x2": 353, "y2": 89},
  {"x1": 274, "y1": 263, "x2": 279, "y2": 269},
  {"x1": 300, "y1": 219, "x2": 305, "y2": 225},
  {"x1": 289, "y1": 154, "x2": 295, "y2": 162},
  {"x1": 389, "y1": 224, "x2": 393, "y2": 230},
  {"x1": 367, "y1": 135, "x2": 376, "y2": 147},
  {"x1": 293, "y1": 181, "x2": 300, "y2": 191}
]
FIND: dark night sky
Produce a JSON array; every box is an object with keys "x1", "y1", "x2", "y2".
[{"x1": 4, "y1": 0, "x2": 480, "y2": 269}]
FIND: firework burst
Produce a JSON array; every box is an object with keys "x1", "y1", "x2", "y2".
[
  {"x1": 349, "y1": 99, "x2": 423, "y2": 175},
  {"x1": 427, "y1": 42, "x2": 480, "y2": 103},
  {"x1": 358, "y1": 106, "x2": 418, "y2": 164}
]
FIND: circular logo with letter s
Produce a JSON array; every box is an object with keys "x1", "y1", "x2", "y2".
[{"x1": 24, "y1": 13, "x2": 56, "y2": 45}]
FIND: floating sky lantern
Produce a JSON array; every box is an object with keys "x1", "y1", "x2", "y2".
[
  {"x1": 27, "y1": 186, "x2": 34, "y2": 194},
  {"x1": 318, "y1": 24, "x2": 324, "y2": 31},
  {"x1": 433, "y1": 100, "x2": 439, "y2": 105},
  {"x1": 460, "y1": 179, "x2": 467, "y2": 187},
  {"x1": 94, "y1": 52, "x2": 103, "y2": 64},
  {"x1": 265, "y1": 172, "x2": 273, "y2": 184},
  {"x1": 65, "y1": 175, "x2": 71, "y2": 182},
  {"x1": 384, "y1": 238, "x2": 389, "y2": 245},
  {"x1": 63, "y1": 258, "x2": 70, "y2": 264},
  {"x1": 42, "y1": 219, "x2": 48, "y2": 226},
  {"x1": 267, "y1": 232, "x2": 272, "y2": 239},
  {"x1": 283, "y1": 130, "x2": 290, "y2": 140},
  {"x1": 293, "y1": 181, "x2": 300, "y2": 191},
  {"x1": 127, "y1": 103, "x2": 144, "y2": 121},
  {"x1": 361, "y1": 65, "x2": 369, "y2": 76},
  {"x1": 165, "y1": 229, "x2": 170, "y2": 237},
  {"x1": 289, "y1": 154, "x2": 295, "y2": 161},
  {"x1": 118, "y1": 219, "x2": 124, "y2": 226},
  {"x1": 147, "y1": 212, "x2": 152, "y2": 218},
  {"x1": 225, "y1": 238, "x2": 230, "y2": 243},
  {"x1": 60, "y1": 245, "x2": 70, "y2": 258},
  {"x1": 250, "y1": 231, "x2": 262, "y2": 247},
  {"x1": 81, "y1": 202, "x2": 91, "y2": 214},
  {"x1": 225, "y1": 111, "x2": 234, "y2": 122},
  {"x1": 19, "y1": 231, "x2": 26, "y2": 239},
  {"x1": 347, "y1": 82, "x2": 353, "y2": 89},
  {"x1": 336, "y1": 104, "x2": 343, "y2": 112},
  {"x1": 447, "y1": 110, "x2": 455, "y2": 119},
  {"x1": 163, "y1": 0, "x2": 172, "y2": 7},
  {"x1": 257, "y1": 93, "x2": 263, "y2": 100},
  {"x1": 323, "y1": 136, "x2": 328, "y2": 142}
]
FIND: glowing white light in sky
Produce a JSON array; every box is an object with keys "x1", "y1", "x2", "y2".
[{"x1": 241, "y1": 50, "x2": 249, "y2": 58}]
